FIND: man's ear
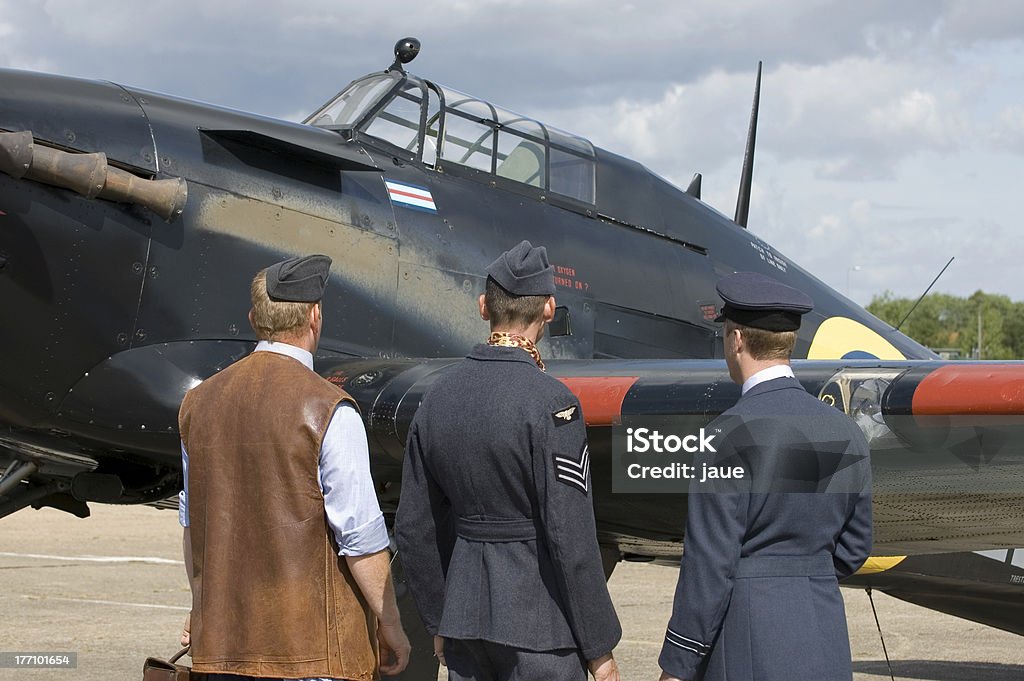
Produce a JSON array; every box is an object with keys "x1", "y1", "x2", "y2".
[
  {"x1": 730, "y1": 326, "x2": 744, "y2": 355},
  {"x1": 248, "y1": 309, "x2": 257, "y2": 332},
  {"x1": 542, "y1": 296, "x2": 556, "y2": 323},
  {"x1": 479, "y1": 293, "x2": 489, "y2": 321}
]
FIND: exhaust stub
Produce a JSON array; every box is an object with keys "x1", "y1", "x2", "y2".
[{"x1": 0, "y1": 131, "x2": 187, "y2": 221}]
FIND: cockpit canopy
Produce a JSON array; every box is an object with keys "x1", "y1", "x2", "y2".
[{"x1": 306, "y1": 72, "x2": 596, "y2": 205}]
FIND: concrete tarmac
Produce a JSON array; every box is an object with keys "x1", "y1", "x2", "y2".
[{"x1": 1, "y1": 505, "x2": 1022, "y2": 680}]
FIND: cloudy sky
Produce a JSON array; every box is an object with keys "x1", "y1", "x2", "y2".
[{"x1": 2, "y1": 0, "x2": 1022, "y2": 305}]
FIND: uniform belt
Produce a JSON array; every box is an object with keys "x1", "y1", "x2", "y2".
[
  {"x1": 735, "y1": 553, "x2": 834, "y2": 578},
  {"x1": 455, "y1": 517, "x2": 538, "y2": 542}
]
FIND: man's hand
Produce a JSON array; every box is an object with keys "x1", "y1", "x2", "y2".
[
  {"x1": 658, "y1": 672, "x2": 685, "y2": 681},
  {"x1": 588, "y1": 653, "x2": 619, "y2": 681},
  {"x1": 346, "y1": 550, "x2": 410, "y2": 675},
  {"x1": 180, "y1": 611, "x2": 191, "y2": 648},
  {"x1": 433, "y1": 635, "x2": 447, "y2": 667},
  {"x1": 378, "y1": 621, "x2": 411, "y2": 676}
]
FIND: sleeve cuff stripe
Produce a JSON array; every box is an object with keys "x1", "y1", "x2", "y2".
[
  {"x1": 666, "y1": 629, "x2": 709, "y2": 651},
  {"x1": 664, "y1": 638, "x2": 703, "y2": 655}
]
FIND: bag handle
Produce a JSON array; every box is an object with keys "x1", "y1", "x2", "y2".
[{"x1": 168, "y1": 647, "x2": 190, "y2": 664}]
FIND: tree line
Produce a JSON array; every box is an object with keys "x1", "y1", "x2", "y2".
[{"x1": 867, "y1": 291, "x2": 1024, "y2": 360}]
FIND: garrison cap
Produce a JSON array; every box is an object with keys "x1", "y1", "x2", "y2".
[
  {"x1": 265, "y1": 254, "x2": 332, "y2": 302},
  {"x1": 485, "y1": 240, "x2": 555, "y2": 296},
  {"x1": 714, "y1": 271, "x2": 813, "y2": 331}
]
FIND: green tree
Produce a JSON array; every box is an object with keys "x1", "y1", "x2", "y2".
[{"x1": 867, "y1": 291, "x2": 1024, "y2": 359}]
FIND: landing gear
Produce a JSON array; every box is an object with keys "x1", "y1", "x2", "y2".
[
  {"x1": 0, "y1": 460, "x2": 37, "y2": 496},
  {"x1": 0, "y1": 436, "x2": 99, "y2": 518},
  {"x1": 0, "y1": 459, "x2": 86, "y2": 518},
  {"x1": 0, "y1": 437, "x2": 180, "y2": 518}
]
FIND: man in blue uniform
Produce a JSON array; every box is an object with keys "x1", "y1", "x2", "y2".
[
  {"x1": 395, "y1": 240, "x2": 621, "y2": 681},
  {"x1": 658, "y1": 271, "x2": 873, "y2": 681}
]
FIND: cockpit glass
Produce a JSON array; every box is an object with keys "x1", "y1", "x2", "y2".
[
  {"x1": 497, "y1": 117, "x2": 546, "y2": 188},
  {"x1": 306, "y1": 74, "x2": 398, "y2": 128},
  {"x1": 308, "y1": 72, "x2": 596, "y2": 205},
  {"x1": 439, "y1": 88, "x2": 497, "y2": 172},
  {"x1": 364, "y1": 81, "x2": 424, "y2": 154},
  {"x1": 547, "y1": 126, "x2": 591, "y2": 156},
  {"x1": 548, "y1": 125, "x2": 595, "y2": 203}
]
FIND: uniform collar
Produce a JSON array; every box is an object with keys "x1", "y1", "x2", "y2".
[
  {"x1": 741, "y1": 364, "x2": 795, "y2": 396},
  {"x1": 254, "y1": 340, "x2": 314, "y2": 371},
  {"x1": 466, "y1": 343, "x2": 540, "y2": 366}
]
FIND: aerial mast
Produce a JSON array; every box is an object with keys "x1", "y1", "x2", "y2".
[{"x1": 734, "y1": 61, "x2": 762, "y2": 228}]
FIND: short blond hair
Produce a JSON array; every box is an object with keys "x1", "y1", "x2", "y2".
[
  {"x1": 249, "y1": 269, "x2": 316, "y2": 341},
  {"x1": 730, "y1": 321, "x2": 797, "y2": 360}
]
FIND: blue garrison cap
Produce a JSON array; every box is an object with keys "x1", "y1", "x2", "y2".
[
  {"x1": 265, "y1": 254, "x2": 332, "y2": 302},
  {"x1": 485, "y1": 240, "x2": 555, "y2": 296},
  {"x1": 714, "y1": 271, "x2": 813, "y2": 331}
]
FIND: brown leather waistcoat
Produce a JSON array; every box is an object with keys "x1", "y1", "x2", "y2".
[{"x1": 179, "y1": 350, "x2": 377, "y2": 680}]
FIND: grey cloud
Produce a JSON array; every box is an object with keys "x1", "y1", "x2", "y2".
[
  {"x1": 0, "y1": 0, "x2": 1005, "y2": 118},
  {"x1": 991, "y1": 105, "x2": 1024, "y2": 154},
  {"x1": 815, "y1": 157, "x2": 897, "y2": 182},
  {"x1": 941, "y1": 1, "x2": 1024, "y2": 44}
]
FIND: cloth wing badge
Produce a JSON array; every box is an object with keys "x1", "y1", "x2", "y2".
[{"x1": 552, "y1": 405, "x2": 578, "y2": 424}]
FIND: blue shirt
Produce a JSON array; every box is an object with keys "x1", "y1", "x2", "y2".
[{"x1": 179, "y1": 341, "x2": 389, "y2": 557}]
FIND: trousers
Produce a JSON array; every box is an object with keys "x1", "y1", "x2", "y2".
[{"x1": 444, "y1": 638, "x2": 586, "y2": 681}]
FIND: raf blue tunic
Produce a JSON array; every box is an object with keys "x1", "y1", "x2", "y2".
[
  {"x1": 395, "y1": 344, "x2": 621, "y2": 667},
  {"x1": 659, "y1": 373, "x2": 872, "y2": 681}
]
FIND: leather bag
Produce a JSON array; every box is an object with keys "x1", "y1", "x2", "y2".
[{"x1": 142, "y1": 646, "x2": 191, "y2": 681}]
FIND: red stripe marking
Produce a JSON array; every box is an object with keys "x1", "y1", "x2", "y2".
[
  {"x1": 913, "y1": 364, "x2": 1024, "y2": 415},
  {"x1": 0, "y1": 210, "x2": 6, "y2": 216},
  {"x1": 558, "y1": 376, "x2": 638, "y2": 426},
  {"x1": 388, "y1": 188, "x2": 434, "y2": 203}
]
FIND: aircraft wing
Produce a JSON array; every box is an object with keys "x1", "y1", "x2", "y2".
[
  {"x1": 846, "y1": 549, "x2": 1024, "y2": 636},
  {"x1": 321, "y1": 356, "x2": 1024, "y2": 558}
]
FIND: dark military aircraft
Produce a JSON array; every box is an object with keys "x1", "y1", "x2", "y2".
[{"x1": 2, "y1": 37, "x2": 1023, "y2": 671}]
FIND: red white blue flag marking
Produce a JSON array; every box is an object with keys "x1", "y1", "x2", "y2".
[{"x1": 385, "y1": 179, "x2": 436, "y2": 213}]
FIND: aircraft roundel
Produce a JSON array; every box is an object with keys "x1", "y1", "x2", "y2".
[{"x1": 807, "y1": 317, "x2": 905, "y2": 361}]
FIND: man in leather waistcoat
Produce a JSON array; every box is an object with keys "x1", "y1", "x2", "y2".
[{"x1": 178, "y1": 254, "x2": 410, "y2": 681}]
